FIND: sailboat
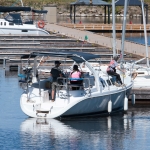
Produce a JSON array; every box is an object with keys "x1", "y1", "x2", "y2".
[
  {"x1": 0, "y1": 6, "x2": 49, "y2": 35},
  {"x1": 19, "y1": 51, "x2": 133, "y2": 118},
  {"x1": 125, "y1": 0, "x2": 150, "y2": 89}
]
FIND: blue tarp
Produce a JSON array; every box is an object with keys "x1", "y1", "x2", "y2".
[
  {"x1": 21, "y1": 51, "x2": 100, "y2": 63},
  {"x1": 115, "y1": 0, "x2": 148, "y2": 6},
  {"x1": 70, "y1": 0, "x2": 110, "y2": 6},
  {"x1": 0, "y1": 6, "x2": 31, "y2": 12}
]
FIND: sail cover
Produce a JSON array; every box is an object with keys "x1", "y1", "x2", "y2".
[
  {"x1": 32, "y1": 9, "x2": 48, "y2": 14},
  {"x1": 0, "y1": 6, "x2": 31, "y2": 12}
]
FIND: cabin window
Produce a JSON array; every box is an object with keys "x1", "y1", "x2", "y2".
[
  {"x1": 9, "y1": 22, "x2": 14, "y2": 25},
  {"x1": 1, "y1": 22, "x2": 2, "y2": 25},
  {"x1": 137, "y1": 72, "x2": 145, "y2": 74},
  {"x1": 4, "y1": 22, "x2": 6, "y2": 26},
  {"x1": 22, "y1": 30, "x2": 28, "y2": 32}
]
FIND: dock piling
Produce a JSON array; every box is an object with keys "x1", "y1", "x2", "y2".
[{"x1": 3, "y1": 58, "x2": 6, "y2": 69}]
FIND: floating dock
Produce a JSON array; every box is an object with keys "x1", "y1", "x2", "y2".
[
  {"x1": 57, "y1": 23, "x2": 150, "y2": 32},
  {"x1": 45, "y1": 23, "x2": 150, "y2": 58}
]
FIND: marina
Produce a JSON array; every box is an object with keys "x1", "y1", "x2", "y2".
[
  {"x1": 0, "y1": 0, "x2": 150, "y2": 149},
  {"x1": 0, "y1": 24, "x2": 149, "y2": 100}
]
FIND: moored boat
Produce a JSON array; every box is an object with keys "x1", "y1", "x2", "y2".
[
  {"x1": 0, "y1": 6, "x2": 49, "y2": 35},
  {"x1": 19, "y1": 51, "x2": 133, "y2": 118}
]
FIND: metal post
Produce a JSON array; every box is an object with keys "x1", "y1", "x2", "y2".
[
  {"x1": 70, "y1": 5, "x2": 72, "y2": 23},
  {"x1": 39, "y1": 78, "x2": 41, "y2": 96},
  {"x1": 108, "y1": 5, "x2": 110, "y2": 24},
  {"x1": 104, "y1": 6, "x2": 106, "y2": 24},
  {"x1": 112, "y1": 0, "x2": 116, "y2": 57},
  {"x1": 32, "y1": 57, "x2": 37, "y2": 83},
  {"x1": 141, "y1": 0, "x2": 149, "y2": 67},
  {"x1": 74, "y1": 5, "x2": 76, "y2": 24},
  {"x1": 146, "y1": 5, "x2": 148, "y2": 24},
  {"x1": 3, "y1": 58, "x2": 6, "y2": 69},
  {"x1": 20, "y1": 0, "x2": 24, "y2": 6},
  {"x1": 33, "y1": 57, "x2": 37, "y2": 76},
  {"x1": 18, "y1": 65, "x2": 20, "y2": 75},
  {"x1": 121, "y1": 0, "x2": 128, "y2": 65},
  {"x1": 26, "y1": 81, "x2": 29, "y2": 100},
  {"x1": 141, "y1": 6, "x2": 143, "y2": 24}
]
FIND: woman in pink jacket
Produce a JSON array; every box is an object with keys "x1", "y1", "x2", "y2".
[
  {"x1": 107, "y1": 55, "x2": 125, "y2": 87},
  {"x1": 70, "y1": 65, "x2": 82, "y2": 90}
]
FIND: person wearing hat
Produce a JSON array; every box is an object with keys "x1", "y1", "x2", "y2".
[
  {"x1": 50, "y1": 61, "x2": 62, "y2": 102},
  {"x1": 107, "y1": 55, "x2": 125, "y2": 87}
]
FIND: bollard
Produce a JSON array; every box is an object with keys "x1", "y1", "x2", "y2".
[{"x1": 3, "y1": 58, "x2": 6, "y2": 69}]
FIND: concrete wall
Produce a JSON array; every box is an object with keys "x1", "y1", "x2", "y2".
[{"x1": 43, "y1": 5, "x2": 57, "y2": 23}]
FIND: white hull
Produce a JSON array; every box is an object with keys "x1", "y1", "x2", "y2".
[
  {"x1": 0, "y1": 18, "x2": 49, "y2": 35},
  {"x1": 20, "y1": 84, "x2": 132, "y2": 118},
  {"x1": 0, "y1": 27, "x2": 49, "y2": 35},
  {"x1": 19, "y1": 52, "x2": 133, "y2": 119}
]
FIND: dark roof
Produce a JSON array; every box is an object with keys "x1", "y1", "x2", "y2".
[
  {"x1": 115, "y1": 0, "x2": 148, "y2": 6},
  {"x1": 32, "y1": 9, "x2": 48, "y2": 14},
  {"x1": 0, "y1": 6, "x2": 31, "y2": 12},
  {"x1": 21, "y1": 51, "x2": 100, "y2": 63},
  {"x1": 70, "y1": 0, "x2": 110, "y2": 6}
]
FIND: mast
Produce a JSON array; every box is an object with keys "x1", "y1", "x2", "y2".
[
  {"x1": 141, "y1": 0, "x2": 149, "y2": 68},
  {"x1": 11, "y1": 0, "x2": 24, "y2": 7},
  {"x1": 20, "y1": 0, "x2": 24, "y2": 7},
  {"x1": 120, "y1": 0, "x2": 128, "y2": 65},
  {"x1": 112, "y1": 0, "x2": 116, "y2": 57}
]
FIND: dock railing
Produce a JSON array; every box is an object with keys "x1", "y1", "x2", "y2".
[{"x1": 58, "y1": 23, "x2": 150, "y2": 31}]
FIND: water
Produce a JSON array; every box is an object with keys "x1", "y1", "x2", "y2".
[
  {"x1": 1, "y1": 65, "x2": 150, "y2": 149},
  {"x1": 102, "y1": 32, "x2": 150, "y2": 46},
  {"x1": 125, "y1": 33, "x2": 150, "y2": 46},
  {"x1": 58, "y1": 15, "x2": 150, "y2": 24}
]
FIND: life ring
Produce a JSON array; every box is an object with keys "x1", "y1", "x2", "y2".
[{"x1": 38, "y1": 20, "x2": 45, "y2": 28}]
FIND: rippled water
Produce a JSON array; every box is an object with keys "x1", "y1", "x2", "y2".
[
  {"x1": 125, "y1": 33, "x2": 150, "y2": 46},
  {"x1": 103, "y1": 32, "x2": 150, "y2": 46},
  {"x1": 0, "y1": 64, "x2": 150, "y2": 150}
]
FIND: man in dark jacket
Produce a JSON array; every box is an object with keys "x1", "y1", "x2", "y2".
[{"x1": 50, "y1": 61, "x2": 62, "y2": 102}]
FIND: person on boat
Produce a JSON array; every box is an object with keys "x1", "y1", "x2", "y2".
[
  {"x1": 107, "y1": 55, "x2": 125, "y2": 87},
  {"x1": 70, "y1": 65, "x2": 82, "y2": 90},
  {"x1": 132, "y1": 70, "x2": 138, "y2": 80},
  {"x1": 50, "y1": 61, "x2": 62, "y2": 102}
]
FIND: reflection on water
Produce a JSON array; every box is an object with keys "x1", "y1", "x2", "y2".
[
  {"x1": 57, "y1": 16, "x2": 150, "y2": 24},
  {"x1": 19, "y1": 112, "x2": 150, "y2": 150}
]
